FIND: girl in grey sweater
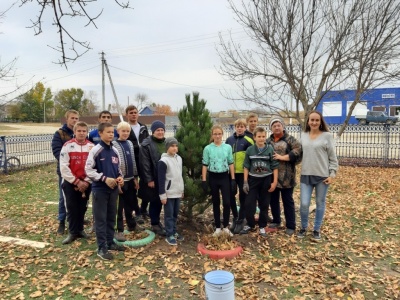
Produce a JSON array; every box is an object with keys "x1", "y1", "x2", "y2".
[{"x1": 298, "y1": 111, "x2": 338, "y2": 242}]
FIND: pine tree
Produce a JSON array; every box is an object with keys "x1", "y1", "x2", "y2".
[{"x1": 175, "y1": 92, "x2": 213, "y2": 218}]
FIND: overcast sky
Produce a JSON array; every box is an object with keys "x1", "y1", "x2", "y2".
[{"x1": 1, "y1": 0, "x2": 254, "y2": 113}]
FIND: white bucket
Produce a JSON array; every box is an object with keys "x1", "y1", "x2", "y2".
[{"x1": 204, "y1": 270, "x2": 235, "y2": 300}]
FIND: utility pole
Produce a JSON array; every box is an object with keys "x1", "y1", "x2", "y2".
[
  {"x1": 103, "y1": 59, "x2": 124, "y2": 122},
  {"x1": 101, "y1": 51, "x2": 105, "y2": 111}
]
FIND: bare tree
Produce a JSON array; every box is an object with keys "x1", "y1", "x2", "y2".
[
  {"x1": 218, "y1": 0, "x2": 400, "y2": 134},
  {"x1": 18, "y1": 0, "x2": 133, "y2": 67},
  {"x1": 134, "y1": 93, "x2": 150, "y2": 112}
]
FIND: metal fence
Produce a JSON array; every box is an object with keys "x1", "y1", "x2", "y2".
[{"x1": 1, "y1": 124, "x2": 399, "y2": 173}]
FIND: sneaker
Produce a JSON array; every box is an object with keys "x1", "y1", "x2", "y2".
[
  {"x1": 174, "y1": 233, "x2": 184, "y2": 242},
  {"x1": 285, "y1": 228, "x2": 295, "y2": 236},
  {"x1": 152, "y1": 223, "x2": 166, "y2": 236},
  {"x1": 311, "y1": 230, "x2": 321, "y2": 242},
  {"x1": 222, "y1": 227, "x2": 233, "y2": 237},
  {"x1": 240, "y1": 225, "x2": 256, "y2": 234},
  {"x1": 108, "y1": 242, "x2": 126, "y2": 251},
  {"x1": 114, "y1": 232, "x2": 126, "y2": 242},
  {"x1": 165, "y1": 235, "x2": 177, "y2": 246},
  {"x1": 57, "y1": 222, "x2": 65, "y2": 235},
  {"x1": 259, "y1": 228, "x2": 268, "y2": 238},
  {"x1": 97, "y1": 248, "x2": 113, "y2": 260},
  {"x1": 62, "y1": 234, "x2": 78, "y2": 245},
  {"x1": 297, "y1": 228, "x2": 307, "y2": 239},
  {"x1": 233, "y1": 219, "x2": 244, "y2": 235},
  {"x1": 268, "y1": 223, "x2": 281, "y2": 228},
  {"x1": 229, "y1": 218, "x2": 238, "y2": 233},
  {"x1": 212, "y1": 228, "x2": 222, "y2": 237}
]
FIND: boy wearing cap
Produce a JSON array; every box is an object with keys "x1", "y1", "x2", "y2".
[
  {"x1": 139, "y1": 120, "x2": 167, "y2": 236},
  {"x1": 157, "y1": 137, "x2": 184, "y2": 246},
  {"x1": 266, "y1": 117, "x2": 302, "y2": 236}
]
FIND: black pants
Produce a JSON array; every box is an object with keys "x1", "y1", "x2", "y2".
[
  {"x1": 93, "y1": 188, "x2": 118, "y2": 250},
  {"x1": 116, "y1": 179, "x2": 137, "y2": 232},
  {"x1": 245, "y1": 175, "x2": 272, "y2": 228},
  {"x1": 138, "y1": 179, "x2": 149, "y2": 215},
  {"x1": 140, "y1": 183, "x2": 163, "y2": 226},
  {"x1": 209, "y1": 172, "x2": 231, "y2": 228},
  {"x1": 62, "y1": 181, "x2": 90, "y2": 235},
  {"x1": 270, "y1": 187, "x2": 296, "y2": 230}
]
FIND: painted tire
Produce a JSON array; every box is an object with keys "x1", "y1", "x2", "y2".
[
  {"x1": 197, "y1": 243, "x2": 243, "y2": 260},
  {"x1": 113, "y1": 229, "x2": 155, "y2": 248}
]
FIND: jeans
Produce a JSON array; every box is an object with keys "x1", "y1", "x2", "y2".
[
  {"x1": 300, "y1": 181, "x2": 329, "y2": 231},
  {"x1": 116, "y1": 179, "x2": 137, "y2": 231},
  {"x1": 270, "y1": 187, "x2": 296, "y2": 230},
  {"x1": 58, "y1": 174, "x2": 66, "y2": 222},
  {"x1": 164, "y1": 198, "x2": 180, "y2": 237},
  {"x1": 92, "y1": 189, "x2": 118, "y2": 250}
]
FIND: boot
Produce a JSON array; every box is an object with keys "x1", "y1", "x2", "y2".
[
  {"x1": 233, "y1": 219, "x2": 244, "y2": 234},
  {"x1": 57, "y1": 221, "x2": 65, "y2": 235},
  {"x1": 62, "y1": 234, "x2": 77, "y2": 244}
]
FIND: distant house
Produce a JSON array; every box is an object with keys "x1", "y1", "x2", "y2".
[
  {"x1": 316, "y1": 87, "x2": 400, "y2": 124},
  {"x1": 139, "y1": 106, "x2": 157, "y2": 115}
]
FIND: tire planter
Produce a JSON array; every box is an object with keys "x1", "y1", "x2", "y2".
[
  {"x1": 113, "y1": 229, "x2": 155, "y2": 248},
  {"x1": 197, "y1": 243, "x2": 243, "y2": 260}
]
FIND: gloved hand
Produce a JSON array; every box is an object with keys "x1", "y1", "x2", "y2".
[
  {"x1": 243, "y1": 181, "x2": 249, "y2": 194},
  {"x1": 230, "y1": 179, "x2": 237, "y2": 194},
  {"x1": 201, "y1": 181, "x2": 208, "y2": 193}
]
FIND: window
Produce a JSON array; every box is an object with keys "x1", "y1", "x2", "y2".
[
  {"x1": 322, "y1": 102, "x2": 342, "y2": 117},
  {"x1": 347, "y1": 101, "x2": 367, "y2": 116}
]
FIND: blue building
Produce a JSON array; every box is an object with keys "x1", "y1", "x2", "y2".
[{"x1": 316, "y1": 87, "x2": 400, "y2": 124}]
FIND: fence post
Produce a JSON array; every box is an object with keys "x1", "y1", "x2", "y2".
[{"x1": 383, "y1": 124, "x2": 390, "y2": 167}]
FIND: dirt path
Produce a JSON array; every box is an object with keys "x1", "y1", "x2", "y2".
[{"x1": 0, "y1": 123, "x2": 61, "y2": 136}]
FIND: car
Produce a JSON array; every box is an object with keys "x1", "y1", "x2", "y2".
[{"x1": 355, "y1": 111, "x2": 398, "y2": 125}]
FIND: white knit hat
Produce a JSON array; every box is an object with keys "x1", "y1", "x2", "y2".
[{"x1": 269, "y1": 117, "x2": 285, "y2": 129}]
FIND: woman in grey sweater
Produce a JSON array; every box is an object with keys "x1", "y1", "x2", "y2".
[{"x1": 297, "y1": 111, "x2": 338, "y2": 242}]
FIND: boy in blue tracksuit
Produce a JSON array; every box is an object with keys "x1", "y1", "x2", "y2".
[
  {"x1": 85, "y1": 122, "x2": 125, "y2": 260},
  {"x1": 240, "y1": 126, "x2": 279, "y2": 238},
  {"x1": 157, "y1": 137, "x2": 185, "y2": 246}
]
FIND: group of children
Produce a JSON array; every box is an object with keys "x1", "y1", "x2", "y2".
[
  {"x1": 60, "y1": 114, "x2": 184, "y2": 260},
  {"x1": 59, "y1": 111, "x2": 337, "y2": 260},
  {"x1": 202, "y1": 115, "x2": 280, "y2": 238}
]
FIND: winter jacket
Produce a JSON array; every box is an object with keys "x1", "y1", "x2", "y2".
[
  {"x1": 226, "y1": 133, "x2": 254, "y2": 173},
  {"x1": 113, "y1": 139, "x2": 138, "y2": 181},
  {"x1": 139, "y1": 135, "x2": 165, "y2": 184},
  {"x1": 127, "y1": 122, "x2": 149, "y2": 162},
  {"x1": 157, "y1": 153, "x2": 184, "y2": 200},
  {"x1": 85, "y1": 140, "x2": 123, "y2": 191},
  {"x1": 266, "y1": 132, "x2": 302, "y2": 188},
  {"x1": 51, "y1": 124, "x2": 74, "y2": 175},
  {"x1": 243, "y1": 144, "x2": 279, "y2": 177},
  {"x1": 60, "y1": 138, "x2": 94, "y2": 185},
  {"x1": 88, "y1": 128, "x2": 119, "y2": 145}
]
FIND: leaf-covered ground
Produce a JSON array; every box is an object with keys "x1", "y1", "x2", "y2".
[{"x1": 0, "y1": 164, "x2": 399, "y2": 299}]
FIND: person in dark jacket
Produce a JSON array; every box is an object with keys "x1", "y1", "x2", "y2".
[
  {"x1": 125, "y1": 105, "x2": 149, "y2": 222},
  {"x1": 266, "y1": 117, "x2": 302, "y2": 236},
  {"x1": 139, "y1": 120, "x2": 166, "y2": 236},
  {"x1": 88, "y1": 111, "x2": 119, "y2": 145},
  {"x1": 85, "y1": 122, "x2": 125, "y2": 260},
  {"x1": 51, "y1": 109, "x2": 79, "y2": 235}
]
